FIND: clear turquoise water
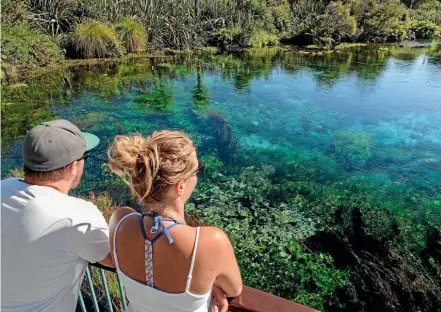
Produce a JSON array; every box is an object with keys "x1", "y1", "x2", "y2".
[{"x1": 2, "y1": 47, "x2": 440, "y2": 209}]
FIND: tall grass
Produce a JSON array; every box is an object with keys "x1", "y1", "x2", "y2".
[
  {"x1": 115, "y1": 18, "x2": 147, "y2": 53},
  {"x1": 69, "y1": 21, "x2": 122, "y2": 59},
  {"x1": 6, "y1": 167, "x2": 25, "y2": 178},
  {"x1": 86, "y1": 192, "x2": 116, "y2": 222}
]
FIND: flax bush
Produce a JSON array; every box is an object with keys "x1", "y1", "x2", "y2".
[
  {"x1": 69, "y1": 21, "x2": 124, "y2": 59},
  {"x1": 115, "y1": 18, "x2": 147, "y2": 53}
]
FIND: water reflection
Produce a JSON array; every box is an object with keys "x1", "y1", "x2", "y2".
[{"x1": 2, "y1": 44, "x2": 440, "y2": 154}]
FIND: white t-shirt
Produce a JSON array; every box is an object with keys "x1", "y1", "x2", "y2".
[{"x1": 1, "y1": 178, "x2": 110, "y2": 312}]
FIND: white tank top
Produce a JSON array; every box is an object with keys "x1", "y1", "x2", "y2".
[{"x1": 113, "y1": 213, "x2": 211, "y2": 312}]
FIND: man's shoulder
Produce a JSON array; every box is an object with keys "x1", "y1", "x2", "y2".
[
  {"x1": 33, "y1": 191, "x2": 106, "y2": 227},
  {"x1": 58, "y1": 195, "x2": 106, "y2": 225},
  {"x1": 1, "y1": 177, "x2": 23, "y2": 189},
  {"x1": 63, "y1": 194, "x2": 96, "y2": 209}
]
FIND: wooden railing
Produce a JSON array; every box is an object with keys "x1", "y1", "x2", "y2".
[
  {"x1": 81, "y1": 264, "x2": 318, "y2": 312},
  {"x1": 229, "y1": 286, "x2": 318, "y2": 312}
]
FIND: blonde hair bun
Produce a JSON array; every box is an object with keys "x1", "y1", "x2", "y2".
[{"x1": 107, "y1": 130, "x2": 194, "y2": 204}]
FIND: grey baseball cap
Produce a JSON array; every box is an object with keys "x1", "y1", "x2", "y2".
[{"x1": 22, "y1": 119, "x2": 100, "y2": 171}]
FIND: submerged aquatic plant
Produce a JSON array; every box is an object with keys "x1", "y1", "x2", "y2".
[
  {"x1": 333, "y1": 130, "x2": 374, "y2": 170},
  {"x1": 206, "y1": 111, "x2": 237, "y2": 164},
  {"x1": 134, "y1": 80, "x2": 174, "y2": 112}
]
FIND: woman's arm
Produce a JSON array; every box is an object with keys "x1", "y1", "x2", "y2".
[{"x1": 203, "y1": 227, "x2": 243, "y2": 297}]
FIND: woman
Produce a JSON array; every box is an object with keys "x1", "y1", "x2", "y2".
[{"x1": 107, "y1": 130, "x2": 242, "y2": 312}]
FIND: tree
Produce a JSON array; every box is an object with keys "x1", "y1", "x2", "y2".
[
  {"x1": 311, "y1": 1, "x2": 357, "y2": 48},
  {"x1": 357, "y1": 0, "x2": 409, "y2": 42}
]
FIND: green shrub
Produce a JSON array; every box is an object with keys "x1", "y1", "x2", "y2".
[
  {"x1": 1, "y1": 22, "x2": 63, "y2": 81},
  {"x1": 411, "y1": 20, "x2": 440, "y2": 39},
  {"x1": 115, "y1": 18, "x2": 147, "y2": 53},
  {"x1": 69, "y1": 20, "x2": 124, "y2": 59},
  {"x1": 308, "y1": 2, "x2": 357, "y2": 49},
  {"x1": 209, "y1": 26, "x2": 279, "y2": 50},
  {"x1": 249, "y1": 30, "x2": 279, "y2": 48},
  {"x1": 414, "y1": 0, "x2": 441, "y2": 26},
  {"x1": 294, "y1": 1, "x2": 356, "y2": 49},
  {"x1": 1, "y1": 0, "x2": 26, "y2": 26},
  {"x1": 358, "y1": 0, "x2": 409, "y2": 42},
  {"x1": 208, "y1": 27, "x2": 249, "y2": 52},
  {"x1": 271, "y1": 2, "x2": 292, "y2": 36},
  {"x1": 313, "y1": 36, "x2": 335, "y2": 50}
]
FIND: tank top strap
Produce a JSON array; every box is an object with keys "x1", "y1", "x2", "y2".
[
  {"x1": 185, "y1": 227, "x2": 201, "y2": 292},
  {"x1": 139, "y1": 213, "x2": 150, "y2": 240},
  {"x1": 113, "y1": 212, "x2": 141, "y2": 270},
  {"x1": 140, "y1": 212, "x2": 186, "y2": 245}
]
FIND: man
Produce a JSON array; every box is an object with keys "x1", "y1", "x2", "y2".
[{"x1": 1, "y1": 119, "x2": 113, "y2": 312}]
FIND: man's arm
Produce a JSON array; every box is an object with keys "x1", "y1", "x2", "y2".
[{"x1": 66, "y1": 204, "x2": 113, "y2": 265}]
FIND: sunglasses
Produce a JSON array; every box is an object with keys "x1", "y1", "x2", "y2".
[
  {"x1": 193, "y1": 160, "x2": 205, "y2": 176},
  {"x1": 77, "y1": 151, "x2": 89, "y2": 162},
  {"x1": 59, "y1": 151, "x2": 89, "y2": 170}
]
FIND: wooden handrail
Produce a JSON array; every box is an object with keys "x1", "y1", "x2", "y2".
[
  {"x1": 89, "y1": 264, "x2": 318, "y2": 312},
  {"x1": 229, "y1": 286, "x2": 319, "y2": 312}
]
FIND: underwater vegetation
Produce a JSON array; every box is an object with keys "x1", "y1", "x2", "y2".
[
  {"x1": 206, "y1": 111, "x2": 238, "y2": 165},
  {"x1": 187, "y1": 162, "x2": 441, "y2": 311},
  {"x1": 133, "y1": 80, "x2": 175, "y2": 112},
  {"x1": 333, "y1": 131, "x2": 374, "y2": 170}
]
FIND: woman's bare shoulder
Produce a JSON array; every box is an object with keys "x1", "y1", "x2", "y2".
[
  {"x1": 198, "y1": 226, "x2": 232, "y2": 249},
  {"x1": 109, "y1": 207, "x2": 138, "y2": 229}
]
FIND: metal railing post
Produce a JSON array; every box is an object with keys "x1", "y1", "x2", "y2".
[
  {"x1": 99, "y1": 269, "x2": 114, "y2": 312},
  {"x1": 79, "y1": 291, "x2": 87, "y2": 312},
  {"x1": 116, "y1": 274, "x2": 128, "y2": 310},
  {"x1": 85, "y1": 266, "x2": 100, "y2": 312}
]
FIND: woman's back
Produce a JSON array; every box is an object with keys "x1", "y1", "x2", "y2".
[{"x1": 111, "y1": 209, "x2": 222, "y2": 312}]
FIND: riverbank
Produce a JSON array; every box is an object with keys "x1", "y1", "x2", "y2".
[
  {"x1": 6, "y1": 40, "x2": 438, "y2": 86},
  {"x1": 1, "y1": 43, "x2": 354, "y2": 84},
  {"x1": 2, "y1": 47, "x2": 207, "y2": 84},
  {"x1": 5, "y1": 52, "x2": 170, "y2": 84},
  {"x1": 2, "y1": 0, "x2": 440, "y2": 85}
]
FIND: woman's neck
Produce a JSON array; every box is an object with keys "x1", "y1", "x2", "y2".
[{"x1": 145, "y1": 202, "x2": 186, "y2": 223}]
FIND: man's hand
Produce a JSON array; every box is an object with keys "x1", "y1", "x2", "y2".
[
  {"x1": 211, "y1": 285, "x2": 228, "y2": 312},
  {"x1": 98, "y1": 253, "x2": 115, "y2": 268}
]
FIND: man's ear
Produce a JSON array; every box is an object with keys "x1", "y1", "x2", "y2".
[{"x1": 68, "y1": 161, "x2": 79, "y2": 177}]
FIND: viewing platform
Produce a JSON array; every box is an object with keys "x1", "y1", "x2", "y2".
[{"x1": 79, "y1": 265, "x2": 318, "y2": 312}]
